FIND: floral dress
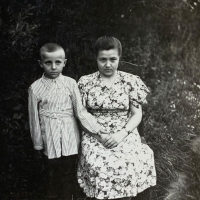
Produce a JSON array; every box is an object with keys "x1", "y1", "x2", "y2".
[{"x1": 77, "y1": 71, "x2": 156, "y2": 199}]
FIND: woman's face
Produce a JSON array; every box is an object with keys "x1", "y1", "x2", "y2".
[{"x1": 96, "y1": 48, "x2": 120, "y2": 78}]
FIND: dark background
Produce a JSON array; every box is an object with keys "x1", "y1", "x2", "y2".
[{"x1": 1, "y1": 0, "x2": 200, "y2": 199}]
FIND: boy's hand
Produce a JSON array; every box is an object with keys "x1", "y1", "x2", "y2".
[{"x1": 34, "y1": 150, "x2": 43, "y2": 160}]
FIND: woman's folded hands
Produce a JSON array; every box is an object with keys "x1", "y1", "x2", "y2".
[{"x1": 98, "y1": 129, "x2": 128, "y2": 149}]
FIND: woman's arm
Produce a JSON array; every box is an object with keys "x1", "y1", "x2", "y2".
[
  {"x1": 70, "y1": 80, "x2": 108, "y2": 136},
  {"x1": 79, "y1": 123, "x2": 108, "y2": 141},
  {"x1": 103, "y1": 103, "x2": 142, "y2": 148},
  {"x1": 123, "y1": 103, "x2": 142, "y2": 133}
]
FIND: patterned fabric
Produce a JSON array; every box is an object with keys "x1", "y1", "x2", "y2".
[
  {"x1": 28, "y1": 74, "x2": 101, "y2": 159},
  {"x1": 77, "y1": 71, "x2": 156, "y2": 199}
]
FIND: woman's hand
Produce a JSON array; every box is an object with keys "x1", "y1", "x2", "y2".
[
  {"x1": 102, "y1": 129, "x2": 128, "y2": 149},
  {"x1": 97, "y1": 133, "x2": 110, "y2": 145},
  {"x1": 89, "y1": 129, "x2": 109, "y2": 144},
  {"x1": 141, "y1": 136, "x2": 147, "y2": 144}
]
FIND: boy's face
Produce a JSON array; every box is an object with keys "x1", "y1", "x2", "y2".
[{"x1": 39, "y1": 49, "x2": 67, "y2": 79}]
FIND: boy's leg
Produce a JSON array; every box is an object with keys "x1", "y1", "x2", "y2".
[
  {"x1": 60, "y1": 155, "x2": 78, "y2": 199},
  {"x1": 46, "y1": 158, "x2": 60, "y2": 199}
]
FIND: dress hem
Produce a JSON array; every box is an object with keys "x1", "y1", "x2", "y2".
[{"x1": 83, "y1": 182, "x2": 156, "y2": 199}]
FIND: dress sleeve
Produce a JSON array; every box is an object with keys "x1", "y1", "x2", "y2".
[
  {"x1": 70, "y1": 79, "x2": 102, "y2": 134},
  {"x1": 129, "y1": 76, "x2": 150, "y2": 108},
  {"x1": 28, "y1": 87, "x2": 43, "y2": 150},
  {"x1": 77, "y1": 76, "x2": 88, "y2": 107}
]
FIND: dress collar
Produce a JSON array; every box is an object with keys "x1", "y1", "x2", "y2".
[
  {"x1": 97, "y1": 70, "x2": 121, "y2": 88},
  {"x1": 97, "y1": 70, "x2": 120, "y2": 79}
]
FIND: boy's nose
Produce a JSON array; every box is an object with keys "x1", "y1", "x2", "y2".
[{"x1": 51, "y1": 63, "x2": 56, "y2": 69}]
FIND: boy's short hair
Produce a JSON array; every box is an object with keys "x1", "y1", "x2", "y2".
[
  {"x1": 39, "y1": 43, "x2": 65, "y2": 59},
  {"x1": 94, "y1": 36, "x2": 122, "y2": 57}
]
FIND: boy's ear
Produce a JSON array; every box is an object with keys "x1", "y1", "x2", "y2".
[{"x1": 38, "y1": 60, "x2": 43, "y2": 68}]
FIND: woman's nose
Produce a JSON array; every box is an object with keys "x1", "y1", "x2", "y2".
[{"x1": 105, "y1": 61, "x2": 111, "y2": 67}]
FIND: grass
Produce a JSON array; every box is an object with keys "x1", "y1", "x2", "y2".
[{"x1": 140, "y1": 47, "x2": 200, "y2": 199}]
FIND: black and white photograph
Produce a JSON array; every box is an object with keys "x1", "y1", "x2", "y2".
[{"x1": 0, "y1": 0, "x2": 200, "y2": 200}]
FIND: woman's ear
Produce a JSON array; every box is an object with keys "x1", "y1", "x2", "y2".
[{"x1": 64, "y1": 59, "x2": 67, "y2": 66}]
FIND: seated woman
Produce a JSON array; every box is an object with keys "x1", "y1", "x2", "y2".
[{"x1": 77, "y1": 36, "x2": 156, "y2": 200}]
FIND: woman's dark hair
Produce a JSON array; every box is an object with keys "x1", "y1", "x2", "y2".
[{"x1": 94, "y1": 36, "x2": 122, "y2": 57}]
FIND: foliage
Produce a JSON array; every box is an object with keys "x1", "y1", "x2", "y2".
[{"x1": 1, "y1": 0, "x2": 200, "y2": 199}]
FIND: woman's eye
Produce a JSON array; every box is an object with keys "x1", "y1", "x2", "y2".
[{"x1": 111, "y1": 58, "x2": 116, "y2": 62}]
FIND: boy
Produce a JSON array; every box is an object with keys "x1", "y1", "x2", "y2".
[{"x1": 28, "y1": 43, "x2": 105, "y2": 199}]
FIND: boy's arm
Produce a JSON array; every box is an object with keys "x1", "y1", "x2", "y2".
[
  {"x1": 70, "y1": 81, "x2": 102, "y2": 134},
  {"x1": 28, "y1": 88, "x2": 43, "y2": 150}
]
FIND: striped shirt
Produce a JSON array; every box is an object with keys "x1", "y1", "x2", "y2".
[{"x1": 28, "y1": 74, "x2": 101, "y2": 159}]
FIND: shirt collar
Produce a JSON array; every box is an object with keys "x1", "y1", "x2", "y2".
[
  {"x1": 42, "y1": 73, "x2": 63, "y2": 81},
  {"x1": 41, "y1": 73, "x2": 63, "y2": 88}
]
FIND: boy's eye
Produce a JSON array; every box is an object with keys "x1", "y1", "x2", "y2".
[
  {"x1": 56, "y1": 61, "x2": 62, "y2": 65},
  {"x1": 45, "y1": 61, "x2": 51, "y2": 65}
]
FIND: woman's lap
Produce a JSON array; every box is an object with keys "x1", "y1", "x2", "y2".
[{"x1": 77, "y1": 132, "x2": 156, "y2": 199}]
